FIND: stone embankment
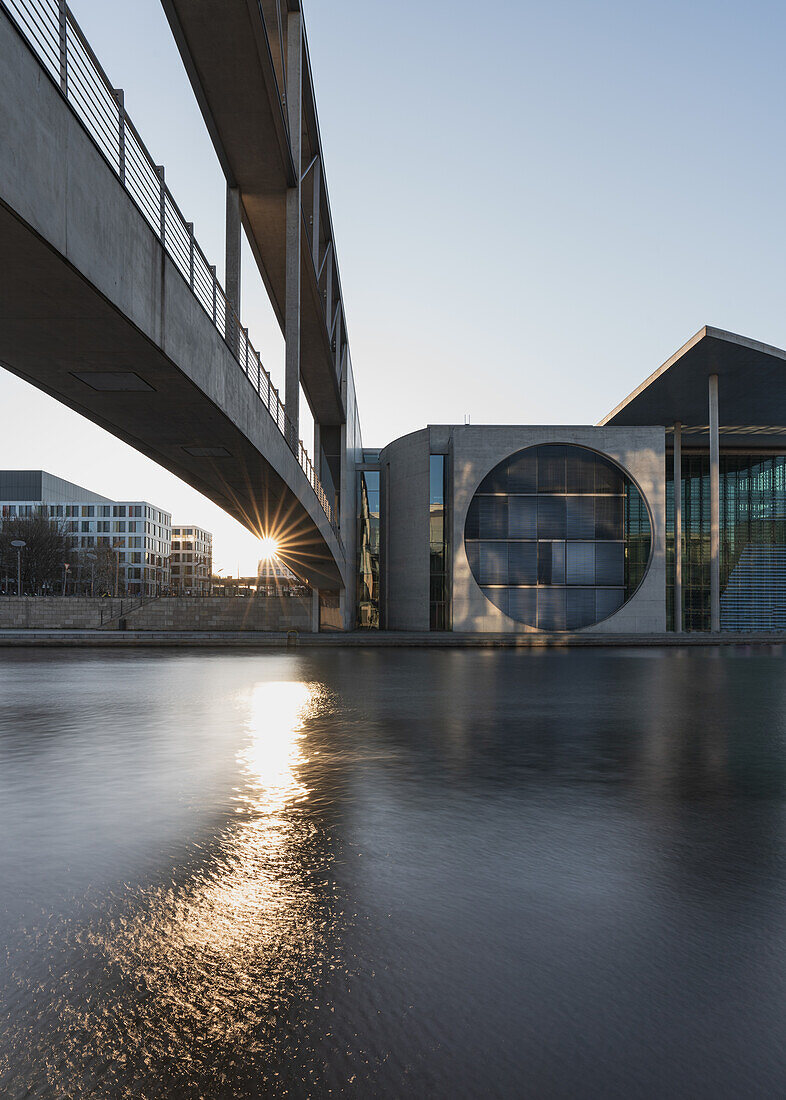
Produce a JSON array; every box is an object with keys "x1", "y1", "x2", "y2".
[{"x1": 0, "y1": 596, "x2": 313, "y2": 632}]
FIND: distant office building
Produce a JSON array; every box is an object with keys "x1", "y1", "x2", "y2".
[
  {"x1": 0, "y1": 471, "x2": 171, "y2": 596},
  {"x1": 171, "y1": 525, "x2": 213, "y2": 594},
  {"x1": 257, "y1": 556, "x2": 299, "y2": 593}
]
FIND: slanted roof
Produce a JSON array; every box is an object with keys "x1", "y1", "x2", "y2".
[{"x1": 600, "y1": 327, "x2": 786, "y2": 445}]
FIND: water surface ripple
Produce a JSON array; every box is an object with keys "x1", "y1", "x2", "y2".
[{"x1": 1, "y1": 647, "x2": 786, "y2": 1098}]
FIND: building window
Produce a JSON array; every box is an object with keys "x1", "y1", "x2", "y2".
[
  {"x1": 356, "y1": 470, "x2": 380, "y2": 628},
  {"x1": 430, "y1": 455, "x2": 449, "y2": 630},
  {"x1": 667, "y1": 452, "x2": 786, "y2": 631},
  {"x1": 464, "y1": 444, "x2": 651, "y2": 631}
]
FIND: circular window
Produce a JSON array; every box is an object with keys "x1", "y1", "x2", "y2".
[{"x1": 464, "y1": 444, "x2": 652, "y2": 630}]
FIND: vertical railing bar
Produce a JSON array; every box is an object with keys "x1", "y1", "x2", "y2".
[
  {"x1": 114, "y1": 87, "x2": 125, "y2": 184},
  {"x1": 58, "y1": 0, "x2": 67, "y2": 94},
  {"x1": 155, "y1": 165, "x2": 165, "y2": 244},
  {"x1": 187, "y1": 222, "x2": 194, "y2": 289}
]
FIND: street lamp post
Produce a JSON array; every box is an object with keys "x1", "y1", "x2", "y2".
[
  {"x1": 10, "y1": 540, "x2": 26, "y2": 596},
  {"x1": 86, "y1": 552, "x2": 96, "y2": 597}
]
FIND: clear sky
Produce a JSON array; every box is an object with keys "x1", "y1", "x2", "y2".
[{"x1": 2, "y1": 0, "x2": 785, "y2": 573}]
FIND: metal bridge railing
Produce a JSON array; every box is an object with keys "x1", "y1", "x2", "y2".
[{"x1": 1, "y1": 0, "x2": 339, "y2": 536}]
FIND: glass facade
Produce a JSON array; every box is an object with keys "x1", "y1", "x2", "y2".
[
  {"x1": 465, "y1": 444, "x2": 651, "y2": 630},
  {"x1": 667, "y1": 452, "x2": 786, "y2": 631},
  {"x1": 356, "y1": 469, "x2": 380, "y2": 628},
  {"x1": 430, "y1": 455, "x2": 448, "y2": 630}
]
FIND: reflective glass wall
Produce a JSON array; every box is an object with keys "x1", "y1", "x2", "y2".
[
  {"x1": 430, "y1": 455, "x2": 448, "y2": 630},
  {"x1": 464, "y1": 445, "x2": 651, "y2": 631},
  {"x1": 356, "y1": 468, "x2": 380, "y2": 628},
  {"x1": 667, "y1": 452, "x2": 786, "y2": 631}
]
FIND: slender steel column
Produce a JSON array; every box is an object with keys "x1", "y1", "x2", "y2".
[
  {"x1": 709, "y1": 374, "x2": 720, "y2": 632},
  {"x1": 311, "y1": 156, "x2": 321, "y2": 267},
  {"x1": 674, "y1": 421, "x2": 682, "y2": 632},
  {"x1": 225, "y1": 184, "x2": 241, "y2": 348},
  {"x1": 284, "y1": 11, "x2": 303, "y2": 444},
  {"x1": 313, "y1": 421, "x2": 321, "y2": 484}
]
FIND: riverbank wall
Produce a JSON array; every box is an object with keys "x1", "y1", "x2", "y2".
[
  {"x1": 0, "y1": 596, "x2": 313, "y2": 632},
  {"x1": 0, "y1": 629, "x2": 783, "y2": 648}
]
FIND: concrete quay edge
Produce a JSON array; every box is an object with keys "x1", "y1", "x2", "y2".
[{"x1": 0, "y1": 630, "x2": 784, "y2": 649}]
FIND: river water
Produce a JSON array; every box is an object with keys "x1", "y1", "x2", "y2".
[{"x1": 1, "y1": 647, "x2": 786, "y2": 1098}]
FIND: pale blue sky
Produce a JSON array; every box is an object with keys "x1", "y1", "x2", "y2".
[{"x1": 2, "y1": 0, "x2": 784, "y2": 571}]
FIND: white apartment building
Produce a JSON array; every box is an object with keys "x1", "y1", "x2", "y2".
[
  {"x1": 257, "y1": 556, "x2": 300, "y2": 592},
  {"x1": 0, "y1": 471, "x2": 171, "y2": 596},
  {"x1": 171, "y1": 525, "x2": 213, "y2": 594}
]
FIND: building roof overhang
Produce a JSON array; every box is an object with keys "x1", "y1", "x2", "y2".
[{"x1": 599, "y1": 326, "x2": 786, "y2": 446}]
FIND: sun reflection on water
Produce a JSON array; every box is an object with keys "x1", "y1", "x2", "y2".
[{"x1": 6, "y1": 679, "x2": 334, "y2": 1095}]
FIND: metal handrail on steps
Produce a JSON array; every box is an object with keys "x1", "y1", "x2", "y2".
[{"x1": 99, "y1": 595, "x2": 156, "y2": 627}]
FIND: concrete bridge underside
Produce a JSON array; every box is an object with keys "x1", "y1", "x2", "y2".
[{"x1": 0, "y1": 8, "x2": 345, "y2": 590}]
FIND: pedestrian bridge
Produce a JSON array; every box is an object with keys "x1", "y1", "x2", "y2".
[{"x1": 0, "y1": 0, "x2": 348, "y2": 591}]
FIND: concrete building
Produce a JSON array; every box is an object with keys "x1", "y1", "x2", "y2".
[
  {"x1": 0, "y1": 471, "x2": 171, "y2": 596},
  {"x1": 357, "y1": 329, "x2": 786, "y2": 635},
  {"x1": 171, "y1": 525, "x2": 212, "y2": 595}
]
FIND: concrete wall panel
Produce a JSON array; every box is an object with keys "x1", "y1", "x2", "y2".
[
  {"x1": 448, "y1": 426, "x2": 666, "y2": 634},
  {"x1": 379, "y1": 429, "x2": 430, "y2": 631}
]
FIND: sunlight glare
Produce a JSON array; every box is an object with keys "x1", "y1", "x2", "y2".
[{"x1": 258, "y1": 536, "x2": 279, "y2": 561}]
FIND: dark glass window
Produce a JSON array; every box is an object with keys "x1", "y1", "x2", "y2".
[
  {"x1": 538, "y1": 588, "x2": 566, "y2": 630},
  {"x1": 478, "y1": 542, "x2": 508, "y2": 585},
  {"x1": 537, "y1": 497, "x2": 566, "y2": 539},
  {"x1": 538, "y1": 541, "x2": 565, "y2": 584},
  {"x1": 509, "y1": 497, "x2": 537, "y2": 538},
  {"x1": 478, "y1": 463, "x2": 507, "y2": 494},
  {"x1": 479, "y1": 497, "x2": 508, "y2": 539},
  {"x1": 566, "y1": 496, "x2": 595, "y2": 539},
  {"x1": 430, "y1": 455, "x2": 449, "y2": 630},
  {"x1": 538, "y1": 446, "x2": 567, "y2": 493},
  {"x1": 356, "y1": 469, "x2": 380, "y2": 628},
  {"x1": 508, "y1": 451, "x2": 538, "y2": 493},
  {"x1": 464, "y1": 443, "x2": 651, "y2": 631},
  {"x1": 508, "y1": 542, "x2": 537, "y2": 584},
  {"x1": 566, "y1": 449, "x2": 596, "y2": 494},
  {"x1": 595, "y1": 496, "x2": 623, "y2": 539},
  {"x1": 482, "y1": 586, "x2": 508, "y2": 615},
  {"x1": 566, "y1": 542, "x2": 594, "y2": 585},
  {"x1": 567, "y1": 587, "x2": 596, "y2": 629},
  {"x1": 666, "y1": 451, "x2": 786, "y2": 632},
  {"x1": 508, "y1": 587, "x2": 537, "y2": 623},
  {"x1": 595, "y1": 542, "x2": 624, "y2": 585}
]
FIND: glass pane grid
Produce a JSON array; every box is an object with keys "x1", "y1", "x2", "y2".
[
  {"x1": 668, "y1": 452, "x2": 786, "y2": 632},
  {"x1": 466, "y1": 445, "x2": 651, "y2": 630}
]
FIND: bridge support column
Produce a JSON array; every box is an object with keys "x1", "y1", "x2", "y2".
[
  {"x1": 284, "y1": 10, "x2": 303, "y2": 446},
  {"x1": 311, "y1": 587, "x2": 320, "y2": 633},
  {"x1": 674, "y1": 421, "x2": 682, "y2": 632},
  {"x1": 709, "y1": 374, "x2": 720, "y2": 632},
  {"x1": 225, "y1": 184, "x2": 241, "y2": 351}
]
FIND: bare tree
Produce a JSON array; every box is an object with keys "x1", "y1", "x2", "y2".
[
  {"x1": 90, "y1": 542, "x2": 125, "y2": 597},
  {"x1": 0, "y1": 511, "x2": 73, "y2": 595}
]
